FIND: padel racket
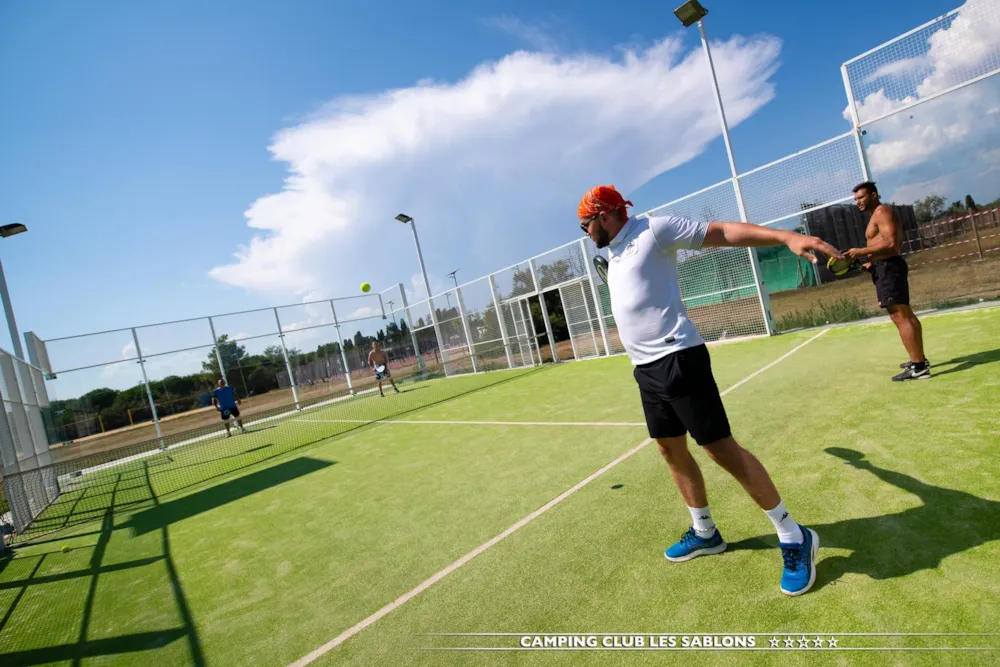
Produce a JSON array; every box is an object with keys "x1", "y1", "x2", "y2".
[
  {"x1": 375, "y1": 364, "x2": 386, "y2": 375},
  {"x1": 826, "y1": 255, "x2": 860, "y2": 276},
  {"x1": 593, "y1": 255, "x2": 609, "y2": 285},
  {"x1": 220, "y1": 408, "x2": 232, "y2": 419}
]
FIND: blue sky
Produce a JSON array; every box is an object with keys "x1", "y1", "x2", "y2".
[{"x1": 1, "y1": 0, "x2": 990, "y2": 384}]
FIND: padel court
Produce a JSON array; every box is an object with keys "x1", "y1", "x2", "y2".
[{"x1": 1, "y1": 306, "x2": 998, "y2": 667}]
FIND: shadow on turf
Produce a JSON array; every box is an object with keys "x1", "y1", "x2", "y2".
[
  {"x1": 929, "y1": 348, "x2": 1000, "y2": 377},
  {"x1": 14, "y1": 366, "x2": 546, "y2": 547},
  {"x1": 727, "y1": 447, "x2": 1000, "y2": 591},
  {"x1": 125, "y1": 456, "x2": 334, "y2": 536},
  {"x1": 0, "y1": 465, "x2": 207, "y2": 666}
]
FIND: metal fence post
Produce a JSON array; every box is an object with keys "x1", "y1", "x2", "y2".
[
  {"x1": 528, "y1": 258, "x2": 559, "y2": 362},
  {"x1": 272, "y1": 309, "x2": 301, "y2": 410},
  {"x1": 398, "y1": 282, "x2": 425, "y2": 372},
  {"x1": 207, "y1": 316, "x2": 227, "y2": 380},
  {"x1": 487, "y1": 273, "x2": 515, "y2": 369},
  {"x1": 970, "y1": 211, "x2": 985, "y2": 260},
  {"x1": 131, "y1": 328, "x2": 165, "y2": 449},
  {"x1": 580, "y1": 239, "x2": 611, "y2": 356},
  {"x1": 453, "y1": 286, "x2": 478, "y2": 373},
  {"x1": 841, "y1": 64, "x2": 873, "y2": 182},
  {"x1": 328, "y1": 300, "x2": 354, "y2": 395}
]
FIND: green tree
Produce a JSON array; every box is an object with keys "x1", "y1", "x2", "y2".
[
  {"x1": 965, "y1": 194, "x2": 978, "y2": 213},
  {"x1": 80, "y1": 387, "x2": 118, "y2": 412},
  {"x1": 202, "y1": 335, "x2": 247, "y2": 374},
  {"x1": 913, "y1": 194, "x2": 946, "y2": 223}
]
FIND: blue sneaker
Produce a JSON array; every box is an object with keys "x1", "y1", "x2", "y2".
[
  {"x1": 779, "y1": 525, "x2": 819, "y2": 596},
  {"x1": 664, "y1": 527, "x2": 727, "y2": 562}
]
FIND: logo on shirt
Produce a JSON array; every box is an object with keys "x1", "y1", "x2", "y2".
[{"x1": 621, "y1": 239, "x2": 638, "y2": 257}]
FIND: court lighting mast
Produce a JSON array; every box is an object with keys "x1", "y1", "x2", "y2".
[
  {"x1": 394, "y1": 214, "x2": 450, "y2": 371},
  {"x1": 0, "y1": 223, "x2": 28, "y2": 359},
  {"x1": 674, "y1": 1, "x2": 775, "y2": 335}
]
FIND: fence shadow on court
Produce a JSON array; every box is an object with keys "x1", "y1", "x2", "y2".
[
  {"x1": 928, "y1": 348, "x2": 1000, "y2": 377},
  {"x1": 727, "y1": 447, "x2": 1000, "y2": 591}
]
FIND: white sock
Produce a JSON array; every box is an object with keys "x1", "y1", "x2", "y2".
[
  {"x1": 688, "y1": 506, "x2": 716, "y2": 538},
  {"x1": 764, "y1": 501, "x2": 803, "y2": 544}
]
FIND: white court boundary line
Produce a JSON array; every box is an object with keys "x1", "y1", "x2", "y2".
[
  {"x1": 293, "y1": 419, "x2": 646, "y2": 427},
  {"x1": 288, "y1": 328, "x2": 830, "y2": 667}
]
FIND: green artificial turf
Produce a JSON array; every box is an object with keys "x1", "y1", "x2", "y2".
[{"x1": 2, "y1": 307, "x2": 998, "y2": 666}]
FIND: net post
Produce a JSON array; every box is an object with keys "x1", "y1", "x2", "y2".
[
  {"x1": 488, "y1": 273, "x2": 515, "y2": 369},
  {"x1": 131, "y1": 327, "x2": 165, "y2": 449},
  {"x1": 580, "y1": 239, "x2": 612, "y2": 356},
  {"x1": 453, "y1": 286, "x2": 478, "y2": 373},
  {"x1": 397, "y1": 283, "x2": 426, "y2": 372},
  {"x1": 329, "y1": 300, "x2": 355, "y2": 395},
  {"x1": 273, "y1": 308, "x2": 301, "y2": 410},
  {"x1": 528, "y1": 259, "x2": 558, "y2": 362},
  {"x1": 377, "y1": 293, "x2": 386, "y2": 319},
  {"x1": 206, "y1": 316, "x2": 228, "y2": 380}
]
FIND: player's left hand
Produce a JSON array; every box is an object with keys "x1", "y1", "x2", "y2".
[
  {"x1": 844, "y1": 248, "x2": 867, "y2": 260},
  {"x1": 785, "y1": 234, "x2": 842, "y2": 264}
]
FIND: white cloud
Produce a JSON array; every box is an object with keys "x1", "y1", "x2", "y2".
[
  {"x1": 485, "y1": 15, "x2": 559, "y2": 52},
  {"x1": 863, "y1": 56, "x2": 933, "y2": 85},
  {"x1": 867, "y1": 120, "x2": 971, "y2": 173},
  {"x1": 888, "y1": 176, "x2": 953, "y2": 206},
  {"x1": 209, "y1": 33, "x2": 782, "y2": 301},
  {"x1": 848, "y1": 0, "x2": 1000, "y2": 124}
]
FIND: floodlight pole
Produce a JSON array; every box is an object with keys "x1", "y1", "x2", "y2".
[
  {"x1": 397, "y1": 215, "x2": 449, "y2": 373},
  {"x1": 694, "y1": 16, "x2": 775, "y2": 335},
  {"x1": 0, "y1": 258, "x2": 24, "y2": 359}
]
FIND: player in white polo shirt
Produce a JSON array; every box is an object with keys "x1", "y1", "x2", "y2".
[{"x1": 578, "y1": 185, "x2": 842, "y2": 597}]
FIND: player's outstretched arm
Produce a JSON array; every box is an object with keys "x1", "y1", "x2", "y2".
[{"x1": 705, "y1": 222, "x2": 842, "y2": 265}]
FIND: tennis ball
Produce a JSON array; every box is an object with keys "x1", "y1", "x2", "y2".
[
  {"x1": 60, "y1": 545, "x2": 70, "y2": 553},
  {"x1": 360, "y1": 282, "x2": 371, "y2": 293}
]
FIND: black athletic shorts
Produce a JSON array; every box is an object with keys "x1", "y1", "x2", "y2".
[
  {"x1": 870, "y1": 256, "x2": 910, "y2": 308},
  {"x1": 632, "y1": 344, "x2": 732, "y2": 445},
  {"x1": 220, "y1": 406, "x2": 240, "y2": 421}
]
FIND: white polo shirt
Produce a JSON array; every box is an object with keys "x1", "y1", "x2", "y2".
[{"x1": 606, "y1": 215, "x2": 709, "y2": 366}]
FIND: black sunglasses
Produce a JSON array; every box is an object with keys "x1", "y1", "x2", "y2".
[{"x1": 580, "y1": 214, "x2": 600, "y2": 233}]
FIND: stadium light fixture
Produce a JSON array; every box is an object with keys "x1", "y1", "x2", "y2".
[
  {"x1": 673, "y1": 1, "x2": 708, "y2": 28},
  {"x1": 0, "y1": 223, "x2": 27, "y2": 359},
  {"x1": 394, "y1": 213, "x2": 413, "y2": 224},
  {"x1": 447, "y1": 269, "x2": 459, "y2": 290}
]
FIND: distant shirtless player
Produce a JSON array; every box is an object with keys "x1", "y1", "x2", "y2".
[
  {"x1": 368, "y1": 341, "x2": 400, "y2": 397},
  {"x1": 845, "y1": 181, "x2": 930, "y2": 381}
]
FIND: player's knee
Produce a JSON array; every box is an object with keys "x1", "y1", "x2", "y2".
[
  {"x1": 702, "y1": 436, "x2": 743, "y2": 466},
  {"x1": 656, "y1": 436, "x2": 689, "y2": 464}
]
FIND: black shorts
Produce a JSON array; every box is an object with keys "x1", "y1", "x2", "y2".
[
  {"x1": 632, "y1": 344, "x2": 732, "y2": 445},
  {"x1": 870, "y1": 256, "x2": 910, "y2": 308},
  {"x1": 220, "y1": 406, "x2": 240, "y2": 421}
]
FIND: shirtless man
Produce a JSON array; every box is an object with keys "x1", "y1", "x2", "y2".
[
  {"x1": 368, "y1": 341, "x2": 400, "y2": 397},
  {"x1": 845, "y1": 181, "x2": 930, "y2": 381}
]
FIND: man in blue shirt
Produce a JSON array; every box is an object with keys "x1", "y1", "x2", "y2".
[{"x1": 212, "y1": 378, "x2": 247, "y2": 438}]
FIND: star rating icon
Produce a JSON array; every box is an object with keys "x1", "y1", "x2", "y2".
[{"x1": 769, "y1": 635, "x2": 838, "y2": 649}]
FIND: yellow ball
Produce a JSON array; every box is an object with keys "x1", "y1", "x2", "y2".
[
  {"x1": 61, "y1": 545, "x2": 70, "y2": 553},
  {"x1": 360, "y1": 282, "x2": 371, "y2": 293}
]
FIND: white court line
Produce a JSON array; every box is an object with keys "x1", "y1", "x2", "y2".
[
  {"x1": 293, "y1": 419, "x2": 646, "y2": 427},
  {"x1": 287, "y1": 329, "x2": 830, "y2": 667}
]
